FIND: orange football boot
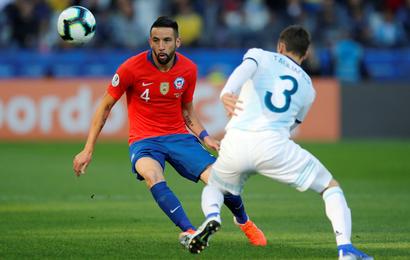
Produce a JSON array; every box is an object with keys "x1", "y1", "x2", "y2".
[
  {"x1": 235, "y1": 218, "x2": 267, "y2": 246},
  {"x1": 179, "y1": 228, "x2": 196, "y2": 248}
]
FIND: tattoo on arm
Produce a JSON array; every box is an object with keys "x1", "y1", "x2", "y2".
[
  {"x1": 184, "y1": 114, "x2": 194, "y2": 128},
  {"x1": 99, "y1": 106, "x2": 111, "y2": 131}
]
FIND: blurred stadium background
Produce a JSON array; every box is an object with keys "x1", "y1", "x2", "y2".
[
  {"x1": 0, "y1": 0, "x2": 410, "y2": 140},
  {"x1": 1, "y1": 0, "x2": 410, "y2": 259}
]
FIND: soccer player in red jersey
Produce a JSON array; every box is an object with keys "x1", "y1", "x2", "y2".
[{"x1": 73, "y1": 16, "x2": 266, "y2": 247}]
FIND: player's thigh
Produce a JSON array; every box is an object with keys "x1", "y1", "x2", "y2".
[
  {"x1": 135, "y1": 157, "x2": 165, "y2": 183},
  {"x1": 129, "y1": 139, "x2": 166, "y2": 182},
  {"x1": 257, "y1": 138, "x2": 332, "y2": 192},
  {"x1": 165, "y1": 134, "x2": 216, "y2": 182},
  {"x1": 308, "y1": 161, "x2": 333, "y2": 193},
  {"x1": 209, "y1": 130, "x2": 252, "y2": 195}
]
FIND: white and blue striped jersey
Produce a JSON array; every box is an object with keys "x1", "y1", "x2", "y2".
[{"x1": 224, "y1": 48, "x2": 315, "y2": 137}]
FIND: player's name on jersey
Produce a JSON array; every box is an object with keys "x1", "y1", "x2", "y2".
[{"x1": 274, "y1": 55, "x2": 310, "y2": 84}]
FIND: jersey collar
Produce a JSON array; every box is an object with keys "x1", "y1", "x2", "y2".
[{"x1": 285, "y1": 54, "x2": 302, "y2": 68}]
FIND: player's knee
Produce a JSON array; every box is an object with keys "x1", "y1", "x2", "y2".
[
  {"x1": 142, "y1": 170, "x2": 165, "y2": 188},
  {"x1": 328, "y1": 179, "x2": 340, "y2": 188},
  {"x1": 199, "y1": 166, "x2": 211, "y2": 184},
  {"x1": 319, "y1": 178, "x2": 341, "y2": 195}
]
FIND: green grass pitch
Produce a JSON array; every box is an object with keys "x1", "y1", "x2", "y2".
[{"x1": 0, "y1": 140, "x2": 409, "y2": 259}]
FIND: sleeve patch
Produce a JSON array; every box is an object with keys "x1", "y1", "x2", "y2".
[{"x1": 111, "y1": 73, "x2": 120, "y2": 87}]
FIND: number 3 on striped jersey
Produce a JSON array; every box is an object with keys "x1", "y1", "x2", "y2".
[
  {"x1": 264, "y1": 75, "x2": 298, "y2": 113},
  {"x1": 140, "y1": 89, "x2": 150, "y2": 102}
]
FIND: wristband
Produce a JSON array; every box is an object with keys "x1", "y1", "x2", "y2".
[{"x1": 199, "y1": 130, "x2": 209, "y2": 141}]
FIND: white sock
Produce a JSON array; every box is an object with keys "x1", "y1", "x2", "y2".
[
  {"x1": 201, "y1": 185, "x2": 224, "y2": 223},
  {"x1": 322, "y1": 186, "x2": 352, "y2": 246}
]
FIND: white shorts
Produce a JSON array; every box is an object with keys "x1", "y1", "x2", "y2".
[{"x1": 209, "y1": 128, "x2": 332, "y2": 195}]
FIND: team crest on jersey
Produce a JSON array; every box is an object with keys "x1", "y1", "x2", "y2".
[
  {"x1": 173, "y1": 77, "x2": 185, "y2": 89},
  {"x1": 112, "y1": 73, "x2": 120, "y2": 87},
  {"x1": 160, "y1": 82, "x2": 169, "y2": 95}
]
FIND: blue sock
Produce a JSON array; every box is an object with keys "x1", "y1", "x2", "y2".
[
  {"x1": 224, "y1": 193, "x2": 248, "y2": 224},
  {"x1": 150, "y1": 182, "x2": 195, "y2": 231}
]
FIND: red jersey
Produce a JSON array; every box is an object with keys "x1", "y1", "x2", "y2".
[{"x1": 107, "y1": 50, "x2": 196, "y2": 144}]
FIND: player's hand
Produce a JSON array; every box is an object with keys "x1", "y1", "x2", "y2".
[
  {"x1": 221, "y1": 93, "x2": 243, "y2": 117},
  {"x1": 73, "y1": 150, "x2": 92, "y2": 177},
  {"x1": 203, "y1": 136, "x2": 220, "y2": 151}
]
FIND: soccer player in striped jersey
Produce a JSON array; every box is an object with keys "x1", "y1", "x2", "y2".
[{"x1": 187, "y1": 25, "x2": 373, "y2": 260}]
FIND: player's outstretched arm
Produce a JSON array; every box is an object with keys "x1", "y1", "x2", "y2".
[
  {"x1": 219, "y1": 58, "x2": 257, "y2": 117},
  {"x1": 73, "y1": 93, "x2": 117, "y2": 176},
  {"x1": 182, "y1": 102, "x2": 220, "y2": 151}
]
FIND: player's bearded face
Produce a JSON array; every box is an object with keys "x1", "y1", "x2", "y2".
[
  {"x1": 154, "y1": 49, "x2": 175, "y2": 65},
  {"x1": 150, "y1": 27, "x2": 180, "y2": 66}
]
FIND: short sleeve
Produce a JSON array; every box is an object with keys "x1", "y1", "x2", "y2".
[
  {"x1": 181, "y1": 65, "x2": 197, "y2": 104},
  {"x1": 296, "y1": 88, "x2": 316, "y2": 123},
  {"x1": 243, "y1": 48, "x2": 264, "y2": 66},
  {"x1": 107, "y1": 64, "x2": 133, "y2": 100}
]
